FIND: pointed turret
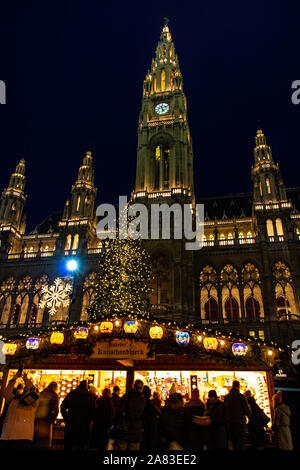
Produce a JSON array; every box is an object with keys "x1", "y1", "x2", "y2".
[
  {"x1": 0, "y1": 159, "x2": 27, "y2": 232},
  {"x1": 62, "y1": 150, "x2": 97, "y2": 222},
  {"x1": 143, "y1": 24, "x2": 183, "y2": 96},
  {"x1": 252, "y1": 129, "x2": 287, "y2": 204},
  {"x1": 135, "y1": 23, "x2": 194, "y2": 201}
]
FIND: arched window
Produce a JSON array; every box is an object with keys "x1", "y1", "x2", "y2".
[
  {"x1": 276, "y1": 296, "x2": 291, "y2": 318},
  {"x1": 161, "y1": 69, "x2": 166, "y2": 91},
  {"x1": 153, "y1": 145, "x2": 170, "y2": 190},
  {"x1": 76, "y1": 196, "x2": 81, "y2": 212},
  {"x1": 11, "y1": 303, "x2": 21, "y2": 325},
  {"x1": 225, "y1": 297, "x2": 239, "y2": 321},
  {"x1": 266, "y1": 177, "x2": 271, "y2": 194},
  {"x1": 65, "y1": 234, "x2": 72, "y2": 250},
  {"x1": 245, "y1": 296, "x2": 260, "y2": 320},
  {"x1": 28, "y1": 303, "x2": 38, "y2": 327},
  {"x1": 266, "y1": 219, "x2": 274, "y2": 237},
  {"x1": 204, "y1": 297, "x2": 218, "y2": 321},
  {"x1": 276, "y1": 218, "x2": 284, "y2": 237},
  {"x1": 273, "y1": 261, "x2": 298, "y2": 319},
  {"x1": 259, "y1": 182, "x2": 263, "y2": 197},
  {"x1": 154, "y1": 146, "x2": 160, "y2": 189},
  {"x1": 72, "y1": 234, "x2": 79, "y2": 251}
]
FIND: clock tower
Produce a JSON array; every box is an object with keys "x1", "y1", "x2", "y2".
[{"x1": 134, "y1": 23, "x2": 194, "y2": 203}]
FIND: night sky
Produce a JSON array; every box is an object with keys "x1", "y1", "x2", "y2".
[{"x1": 0, "y1": 1, "x2": 300, "y2": 232}]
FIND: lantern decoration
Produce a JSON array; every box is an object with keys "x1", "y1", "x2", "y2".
[
  {"x1": 149, "y1": 326, "x2": 163, "y2": 339},
  {"x1": 2, "y1": 343, "x2": 17, "y2": 356},
  {"x1": 124, "y1": 321, "x2": 138, "y2": 334},
  {"x1": 175, "y1": 331, "x2": 190, "y2": 345},
  {"x1": 74, "y1": 327, "x2": 89, "y2": 339},
  {"x1": 203, "y1": 337, "x2": 218, "y2": 351},
  {"x1": 50, "y1": 332, "x2": 64, "y2": 345},
  {"x1": 100, "y1": 322, "x2": 114, "y2": 334},
  {"x1": 26, "y1": 338, "x2": 40, "y2": 350},
  {"x1": 232, "y1": 343, "x2": 247, "y2": 356}
]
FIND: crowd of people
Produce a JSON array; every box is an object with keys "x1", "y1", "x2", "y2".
[{"x1": 0, "y1": 372, "x2": 294, "y2": 451}]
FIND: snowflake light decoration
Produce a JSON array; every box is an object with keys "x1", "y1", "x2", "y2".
[{"x1": 39, "y1": 278, "x2": 72, "y2": 315}]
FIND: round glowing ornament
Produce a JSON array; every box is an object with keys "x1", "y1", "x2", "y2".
[
  {"x1": 232, "y1": 343, "x2": 247, "y2": 356},
  {"x1": 2, "y1": 343, "x2": 17, "y2": 355},
  {"x1": 100, "y1": 322, "x2": 113, "y2": 334},
  {"x1": 149, "y1": 326, "x2": 163, "y2": 339},
  {"x1": 26, "y1": 338, "x2": 40, "y2": 350},
  {"x1": 74, "y1": 327, "x2": 89, "y2": 339},
  {"x1": 175, "y1": 331, "x2": 190, "y2": 345},
  {"x1": 203, "y1": 337, "x2": 218, "y2": 351},
  {"x1": 124, "y1": 321, "x2": 138, "y2": 334},
  {"x1": 50, "y1": 332, "x2": 64, "y2": 345}
]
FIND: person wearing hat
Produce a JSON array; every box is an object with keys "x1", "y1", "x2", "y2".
[
  {"x1": 61, "y1": 380, "x2": 96, "y2": 451},
  {"x1": 204, "y1": 390, "x2": 227, "y2": 450}
]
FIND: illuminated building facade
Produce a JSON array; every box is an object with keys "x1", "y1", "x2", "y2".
[{"x1": 0, "y1": 24, "x2": 300, "y2": 347}]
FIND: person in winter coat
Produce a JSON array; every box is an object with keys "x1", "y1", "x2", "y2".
[
  {"x1": 111, "y1": 385, "x2": 121, "y2": 412},
  {"x1": 0, "y1": 383, "x2": 24, "y2": 436},
  {"x1": 160, "y1": 393, "x2": 186, "y2": 450},
  {"x1": 151, "y1": 391, "x2": 162, "y2": 414},
  {"x1": 244, "y1": 390, "x2": 269, "y2": 450},
  {"x1": 34, "y1": 382, "x2": 59, "y2": 448},
  {"x1": 114, "y1": 379, "x2": 146, "y2": 450},
  {"x1": 61, "y1": 380, "x2": 96, "y2": 451},
  {"x1": 90, "y1": 388, "x2": 115, "y2": 450},
  {"x1": 183, "y1": 388, "x2": 206, "y2": 450},
  {"x1": 272, "y1": 391, "x2": 293, "y2": 450},
  {"x1": 204, "y1": 389, "x2": 227, "y2": 450},
  {"x1": 0, "y1": 372, "x2": 39, "y2": 449},
  {"x1": 141, "y1": 385, "x2": 160, "y2": 450},
  {"x1": 224, "y1": 380, "x2": 251, "y2": 450}
]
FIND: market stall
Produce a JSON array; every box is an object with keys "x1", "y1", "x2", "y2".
[{"x1": 0, "y1": 313, "x2": 292, "y2": 432}]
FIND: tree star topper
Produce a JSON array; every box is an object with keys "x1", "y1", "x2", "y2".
[{"x1": 39, "y1": 277, "x2": 72, "y2": 315}]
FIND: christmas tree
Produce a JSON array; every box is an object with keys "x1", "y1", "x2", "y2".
[{"x1": 87, "y1": 237, "x2": 153, "y2": 322}]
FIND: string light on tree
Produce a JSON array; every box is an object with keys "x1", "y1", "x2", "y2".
[{"x1": 87, "y1": 237, "x2": 153, "y2": 322}]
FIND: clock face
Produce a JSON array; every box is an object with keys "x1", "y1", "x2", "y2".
[{"x1": 155, "y1": 103, "x2": 169, "y2": 115}]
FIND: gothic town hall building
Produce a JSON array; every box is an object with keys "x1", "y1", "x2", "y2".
[{"x1": 0, "y1": 25, "x2": 300, "y2": 347}]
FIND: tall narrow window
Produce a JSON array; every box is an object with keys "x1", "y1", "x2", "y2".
[
  {"x1": 266, "y1": 177, "x2": 271, "y2": 194},
  {"x1": 276, "y1": 218, "x2": 284, "y2": 237},
  {"x1": 161, "y1": 69, "x2": 166, "y2": 91},
  {"x1": 225, "y1": 297, "x2": 239, "y2": 321},
  {"x1": 204, "y1": 297, "x2": 218, "y2": 321},
  {"x1": 259, "y1": 182, "x2": 263, "y2": 197},
  {"x1": 266, "y1": 219, "x2": 274, "y2": 237},
  {"x1": 65, "y1": 234, "x2": 72, "y2": 250},
  {"x1": 163, "y1": 148, "x2": 170, "y2": 187},
  {"x1": 245, "y1": 296, "x2": 260, "y2": 320},
  {"x1": 76, "y1": 196, "x2": 81, "y2": 212},
  {"x1": 72, "y1": 233, "x2": 79, "y2": 250},
  {"x1": 154, "y1": 146, "x2": 161, "y2": 189},
  {"x1": 153, "y1": 75, "x2": 156, "y2": 92}
]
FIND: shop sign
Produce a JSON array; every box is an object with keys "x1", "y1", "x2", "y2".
[{"x1": 91, "y1": 339, "x2": 152, "y2": 360}]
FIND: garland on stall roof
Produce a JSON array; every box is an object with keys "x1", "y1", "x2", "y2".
[{"x1": 0, "y1": 311, "x2": 294, "y2": 373}]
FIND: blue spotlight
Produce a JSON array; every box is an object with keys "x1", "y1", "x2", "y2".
[{"x1": 66, "y1": 258, "x2": 79, "y2": 273}]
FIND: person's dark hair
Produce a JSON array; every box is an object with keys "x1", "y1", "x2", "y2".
[
  {"x1": 208, "y1": 389, "x2": 217, "y2": 398},
  {"x1": 78, "y1": 380, "x2": 88, "y2": 390},
  {"x1": 134, "y1": 379, "x2": 144, "y2": 392},
  {"x1": 102, "y1": 388, "x2": 112, "y2": 398},
  {"x1": 113, "y1": 385, "x2": 120, "y2": 393},
  {"x1": 232, "y1": 380, "x2": 240, "y2": 390},
  {"x1": 143, "y1": 385, "x2": 151, "y2": 400},
  {"x1": 168, "y1": 392, "x2": 183, "y2": 404}
]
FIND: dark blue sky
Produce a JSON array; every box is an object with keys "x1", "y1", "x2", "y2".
[{"x1": 0, "y1": 1, "x2": 300, "y2": 231}]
